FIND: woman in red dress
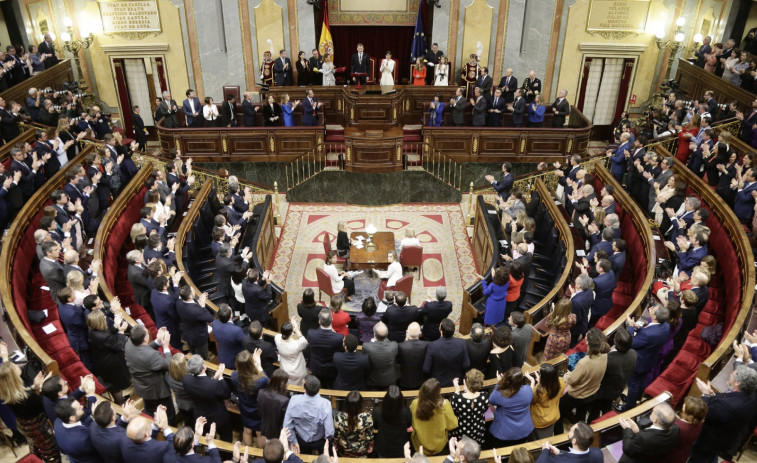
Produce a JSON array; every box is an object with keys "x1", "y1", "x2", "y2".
[
  {"x1": 412, "y1": 57, "x2": 426, "y2": 86},
  {"x1": 676, "y1": 113, "x2": 701, "y2": 163}
]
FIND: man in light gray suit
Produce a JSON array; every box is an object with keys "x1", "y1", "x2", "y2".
[
  {"x1": 450, "y1": 87, "x2": 466, "y2": 126},
  {"x1": 471, "y1": 87, "x2": 488, "y2": 127},
  {"x1": 646, "y1": 156, "x2": 674, "y2": 213},
  {"x1": 39, "y1": 240, "x2": 66, "y2": 304},
  {"x1": 124, "y1": 324, "x2": 175, "y2": 421},
  {"x1": 361, "y1": 322, "x2": 399, "y2": 389}
]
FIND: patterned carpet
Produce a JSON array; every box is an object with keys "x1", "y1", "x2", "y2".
[{"x1": 270, "y1": 203, "x2": 478, "y2": 320}]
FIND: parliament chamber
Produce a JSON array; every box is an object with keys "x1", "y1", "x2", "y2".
[{"x1": 0, "y1": 1, "x2": 756, "y2": 463}]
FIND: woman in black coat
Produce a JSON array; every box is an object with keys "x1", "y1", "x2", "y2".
[
  {"x1": 262, "y1": 95, "x2": 282, "y2": 126},
  {"x1": 86, "y1": 309, "x2": 130, "y2": 404},
  {"x1": 295, "y1": 51, "x2": 310, "y2": 86}
]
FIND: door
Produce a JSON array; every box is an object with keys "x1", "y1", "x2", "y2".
[
  {"x1": 112, "y1": 57, "x2": 163, "y2": 140},
  {"x1": 577, "y1": 57, "x2": 636, "y2": 140}
]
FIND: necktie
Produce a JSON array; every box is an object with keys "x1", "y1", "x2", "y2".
[
  {"x1": 494, "y1": 98, "x2": 498, "y2": 106},
  {"x1": 506, "y1": 77, "x2": 510, "y2": 86},
  {"x1": 359, "y1": 53, "x2": 362, "y2": 63}
]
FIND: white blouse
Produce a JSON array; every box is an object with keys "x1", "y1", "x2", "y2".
[
  {"x1": 274, "y1": 334, "x2": 308, "y2": 385},
  {"x1": 324, "y1": 263, "x2": 344, "y2": 293},
  {"x1": 400, "y1": 237, "x2": 420, "y2": 250},
  {"x1": 203, "y1": 105, "x2": 219, "y2": 121},
  {"x1": 378, "y1": 261, "x2": 403, "y2": 287},
  {"x1": 231, "y1": 279, "x2": 244, "y2": 304}
]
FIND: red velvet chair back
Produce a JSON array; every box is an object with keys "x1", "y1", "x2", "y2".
[
  {"x1": 400, "y1": 245, "x2": 423, "y2": 279},
  {"x1": 394, "y1": 275, "x2": 414, "y2": 303},
  {"x1": 323, "y1": 235, "x2": 333, "y2": 257},
  {"x1": 316, "y1": 267, "x2": 336, "y2": 301}
]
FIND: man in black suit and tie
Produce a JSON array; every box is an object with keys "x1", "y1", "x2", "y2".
[
  {"x1": 132, "y1": 105, "x2": 147, "y2": 151},
  {"x1": 450, "y1": 87, "x2": 466, "y2": 126},
  {"x1": 362, "y1": 322, "x2": 399, "y2": 389},
  {"x1": 333, "y1": 333, "x2": 370, "y2": 390},
  {"x1": 309, "y1": 49, "x2": 324, "y2": 85},
  {"x1": 38, "y1": 34, "x2": 58, "y2": 69},
  {"x1": 242, "y1": 321, "x2": 279, "y2": 377},
  {"x1": 215, "y1": 243, "x2": 251, "y2": 303},
  {"x1": 221, "y1": 94, "x2": 237, "y2": 127},
  {"x1": 471, "y1": 87, "x2": 488, "y2": 127},
  {"x1": 126, "y1": 249, "x2": 152, "y2": 312},
  {"x1": 423, "y1": 43, "x2": 444, "y2": 86},
  {"x1": 182, "y1": 356, "x2": 232, "y2": 441},
  {"x1": 423, "y1": 318, "x2": 470, "y2": 387},
  {"x1": 509, "y1": 88, "x2": 526, "y2": 127},
  {"x1": 40, "y1": 241, "x2": 66, "y2": 304},
  {"x1": 476, "y1": 67, "x2": 493, "y2": 101},
  {"x1": 617, "y1": 403, "x2": 680, "y2": 463},
  {"x1": 156, "y1": 91, "x2": 179, "y2": 128},
  {"x1": 350, "y1": 43, "x2": 370, "y2": 85},
  {"x1": 0, "y1": 97, "x2": 19, "y2": 143},
  {"x1": 703, "y1": 90, "x2": 719, "y2": 120},
  {"x1": 419, "y1": 287, "x2": 453, "y2": 341},
  {"x1": 10, "y1": 147, "x2": 41, "y2": 202},
  {"x1": 485, "y1": 162, "x2": 514, "y2": 201},
  {"x1": 552, "y1": 89, "x2": 571, "y2": 127},
  {"x1": 487, "y1": 88, "x2": 506, "y2": 127},
  {"x1": 242, "y1": 268, "x2": 274, "y2": 324},
  {"x1": 306, "y1": 308, "x2": 344, "y2": 388},
  {"x1": 694, "y1": 35, "x2": 712, "y2": 67},
  {"x1": 242, "y1": 92, "x2": 257, "y2": 127},
  {"x1": 381, "y1": 291, "x2": 419, "y2": 343},
  {"x1": 177, "y1": 285, "x2": 214, "y2": 359},
  {"x1": 498, "y1": 68, "x2": 517, "y2": 103},
  {"x1": 273, "y1": 49, "x2": 292, "y2": 86},
  {"x1": 398, "y1": 322, "x2": 429, "y2": 389}
]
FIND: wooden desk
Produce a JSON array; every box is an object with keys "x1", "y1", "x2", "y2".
[
  {"x1": 344, "y1": 127, "x2": 404, "y2": 173},
  {"x1": 349, "y1": 231, "x2": 395, "y2": 269}
]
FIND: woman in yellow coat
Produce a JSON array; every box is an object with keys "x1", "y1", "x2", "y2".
[{"x1": 409, "y1": 378, "x2": 458, "y2": 454}]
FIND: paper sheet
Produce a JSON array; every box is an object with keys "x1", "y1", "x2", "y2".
[
  {"x1": 354, "y1": 242, "x2": 364, "y2": 249},
  {"x1": 41, "y1": 323, "x2": 56, "y2": 334},
  {"x1": 576, "y1": 250, "x2": 586, "y2": 257}
]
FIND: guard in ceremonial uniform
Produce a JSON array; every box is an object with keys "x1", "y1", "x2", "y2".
[
  {"x1": 423, "y1": 43, "x2": 444, "y2": 86},
  {"x1": 522, "y1": 70, "x2": 541, "y2": 104},
  {"x1": 462, "y1": 54, "x2": 480, "y2": 99},
  {"x1": 259, "y1": 51, "x2": 274, "y2": 87}
]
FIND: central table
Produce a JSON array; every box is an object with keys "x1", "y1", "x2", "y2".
[{"x1": 349, "y1": 231, "x2": 395, "y2": 270}]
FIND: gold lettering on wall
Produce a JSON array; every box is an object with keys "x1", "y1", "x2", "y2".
[
  {"x1": 98, "y1": 0, "x2": 161, "y2": 33},
  {"x1": 587, "y1": 0, "x2": 650, "y2": 34}
]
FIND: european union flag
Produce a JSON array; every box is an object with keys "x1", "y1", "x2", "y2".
[{"x1": 410, "y1": 0, "x2": 427, "y2": 62}]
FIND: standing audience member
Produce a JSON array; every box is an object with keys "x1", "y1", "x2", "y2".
[
  {"x1": 624, "y1": 304, "x2": 670, "y2": 410},
  {"x1": 53, "y1": 395, "x2": 98, "y2": 463},
  {"x1": 450, "y1": 369, "x2": 489, "y2": 446},
  {"x1": 668, "y1": 396, "x2": 707, "y2": 463},
  {"x1": 373, "y1": 386, "x2": 412, "y2": 458},
  {"x1": 423, "y1": 318, "x2": 470, "y2": 387},
  {"x1": 182, "y1": 355, "x2": 232, "y2": 441},
  {"x1": 333, "y1": 334, "x2": 370, "y2": 391},
  {"x1": 283, "y1": 375, "x2": 335, "y2": 454},
  {"x1": 476, "y1": 266, "x2": 509, "y2": 326},
  {"x1": 333, "y1": 391, "x2": 374, "y2": 457},
  {"x1": 382, "y1": 291, "x2": 419, "y2": 343},
  {"x1": 306, "y1": 309, "x2": 344, "y2": 388},
  {"x1": 410, "y1": 378, "x2": 459, "y2": 456},
  {"x1": 465, "y1": 323, "x2": 493, "y2": 372},
  {"x1": 258, "y1": 370, "x2": 291, "y2": 445},
  {"x1": 529, "y1": 363, "x2": 565, "y2": 439},
  {"x1": 356, "y1": 297, "x2": 380, "y2": 344},
  {"x1": 419, "y1": 287, "x2": 453, "y2": 341},
  {"x1": 510, "y1": 311, "x2": 532, "y2": 366},
  {"x1": 297, "y1": 289, "x2": 323, "y2": 337},
  {"x1": 487, "y1": 325, "x2": 516, "y2": 379},
  {"x1": 362, "y1": 322, "x2": 399, "y2": 389},
  {"x1": 587, "y1": 328, "x2": 636, "y2": 421},
  {"x1": 212, "y1": 303, "x2": 244, "y2": 367},
  {"x1": 86, "y1": 309, "x2": 130, "y2": 404},
  {"x1": 232, "y1": 349, "x2": 268, "y2": 446},
  {"x1": 124, "y1": 326, "x2": 175, "y2": 420},
  {"x1": 274, "y1": 320, "x2": 308, "y2": 386},
  {"x1": 330, "y1": 295, "x2": 351, "y2": 336},
  {"x1": 176, "y1": 285, "x2": 213, "y2": 360},
  {"x1": 617, "y1": 403, "x2": 680, "y2": 463},
  {"x1": 488, "y1": 367, "x2": 535, "y2": 447},
  {"x1": 166, "y1": 354, "x2": 194, "y2": 426},
  {"x1": 398, "y1": 322, "x2": 430, "y2": 390},
  {"x1": 543, "y1": 298, "x2": 576, "y2": 361},
  {"x1": 535, "y1": 422, "x2": 603, "y2": 463},
  {"x1": 121, "y1": 411, "x2": 175, "y2": 463},
  {"x1": 242, "y1": 320, "x2": 278, "y2": 378}
]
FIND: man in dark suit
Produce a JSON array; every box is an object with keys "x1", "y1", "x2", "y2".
[
  {"x1": 156, "y1": 91, "x2": 179, "y2": 128},
  {"x1": 215, "y1": 243, "x2": 251, "y2": 303},
  {"x1": 10, "y1": 147, "x2": 41, "y2": 202},
  {"x1": 333, "y1": 333, "x2": 370, "y2": 390},
  {"x1": 221, "y1": 95, "x2": 237, "y2": 127},
  {"x1": 623, "y1": 304, "x2": 670, "y2": 410},
  {"x1": 39, "y1": 240, "x2": 66, "y2": 304},
  {"x1": 733, "y1": 168, "x2": 757, "y2": 223},
  {"x1": 694, "y1": 35, "x2": 712, "y2": 67},
  {"x1": 182, "y1": 355, "x2": 232, "y2": 441},
  {"x1": 252, "y1": 429, "x2": 303, "y2": 463},
  {"x1": 381, "y1": 291, "x2": 418, "y2": 343},
  {"x1": 737, "y1": 98, "x2": 757, "y2": 145},
  {"x1": 509, "y1": 89, "x2": 526, "y2": 127},
  {"x1": 241, "y1": 92, "x2": 257, "y2": 127},
  {"x1": 38, "y1": 34, "x2": 59, "y2": 69},
  {"x1": 676, "y1": 231, "x2": 707, "y2": 275},
  {"x1": 450, "y1": 87, "x2": 466, "y2": 126},
  {"x1": 703, "y1": 90, "x2": 719, "y2": 120},
  {"x1": 242, "y1": 320, "x2": 278, "y2": 377},
  {"x1": 54, "y1": 396, "x2": 100, "y2": 463},
  {"x1": 0, "y1": 97, "x2": 19, "y2": 143},
  {"x1": 58, "y1": 288, "x2": 93, "y2": 369},
  {"x1": 90, "y1": 401, "x2": 137, "y2": 463},
  {"x1": 715, "y1": 39, "x2": 735, "y2": 77},
  {"x1": 132, "y1": 105, "x2": 147, "y2": 151},
  {"x1": 242, "y1": 269, "x2": 274, "y2": 324},
  {"x1": 362, "y1": 322, "x2": 399, "y2": 389},
  {"x1": 588, "y1": 259, "x2": 615, "y2": 327},
  {"x1": 151, "y1": 274, "x2": 183, "y2": 350},
  {"x1": 423, "y1": 43, "x2": 444, "y2": 86},
  {"x1": 476, "y1": 67, "x2": 492, "y2": 101},
  {"x1": 551, "y1": 89, "x2": 571, "y2": 127},
  {"x1": 350, "y1": 43, "x2": 370, "y2": 85},
  {"x1": 471, "y1": 87, "x2": 487, "y2": 127},
  {"x1": 306, "y1": 308, "x2": 344, "y2": 388},
  {"x1": 124, "y1": 326, "x2": 175, "y2": 420},
  {"x1": 301, "y1": 89, "x2": 321, "y2": 126},
  {"x1": 419, "y1": 287, "x2": 453, "y2": 341},
  {"x1": 167, "y1": 424, "x2": 223, "y2": 463},
  {"x1": 618, "y1": 403, "x2": 680, "y2": 463},
  {"x1": 487, "y1": 88, "x2": 506, "y2": 127},
  {"x1": 127, "y1": 249, "x2": 152, "y2": 311},
  {"x1": 523, "y1": 70, "x2": 542, "y2": 103},
  {"x1": 465, "y1": 323, "x2": 492, "y2": 372},
  {"x1": 309, "y1": 49, "x2": 324, "y2": 86},
  {"x1": 211, "y1": 304, "x2": 244, "y2": 367},
  {"x1": 423, "y1": 319, "x2": 469, "y2": 387},
  {"x1": 398, "y1": 322, "x2": 430, "y2": 389},
  {"x1": 182, "y1": 89, "x2": 202, "y2": 127},
  {"x1": 498, "y1": 68, "x2": 517, "y2": 103},
  {"x1": 569, "y1": 275, "x2": 594, "y2": 346},
  {"x1": 176, "y1": 285, "x2": 214, "y2": 359},
  {"x1": 121, "y1": 411, "x2": 175, "y2": 463},
  {"x1": 273, "y1": 49, "x2": 292, "y2": 86},
  {"x1": 535, "y1": 422, "x2": 603, "y2": 463},
  {"x1": 485, "y1": 162, "x2": 514, "y2": 201}
]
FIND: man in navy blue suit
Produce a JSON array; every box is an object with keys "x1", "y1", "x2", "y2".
[
  {"x1": 223, "y1": 195, "x2": 253, "y2": 228},
  {"x1": 333, "y1": 333, "x2": 370, "y2": 390},
  {"x1": 508, "y1": 89, "x2": 526, "y2": 127},
  {"x1": 301, "y1": 89, "x2": 321, "y2": 127},
  {"x1": 733, "y1": 167, "x2": 757, "y2": 224},
  {"x1": 241, "y1": 320, "x2": 278, "y2": 377},
  {"x1": 139, "y1": 206, "x2": 166, "y2": 238},
  {"x1": 535, "y1": 422, "x2": 603, "y2": 463},
  {"x1": 228, "y1": 182, "x2": 251, "y2": 214},
  {"x1": 586, "y1": 227, "x2": 614, "y2": 263},
  {"x1": 588, "y1": 259, "x2": 616, "y2": 327},
  {"x1": 90, "y1": 400, "x2": 139, "y2": 463},
  {"x1": 569, "y1": 275, "x2": 594, "y2": 346},
  {"x1": 165, "y1": 418, "x2": 222, "y2": 463},
  {"x1": 609, "y1": 239, "x2": 627, "y2": 277},
  {"x1": 242, "y1": 269, "x2": 275, "y2": 325},
  {"x1": 58, "y1": 287, "x2": 93, "y2": 370},
  {"x1": 42, "y1": 374, "x2": 96, "y2": 424},
  {"x1": 676, "y1": 231, "x2": 707, "y2": 276},
  {"x1": 177, "y1": 285, "x2": 214, "y2": 359},
  {"x1": 121, "y1": 406, "x2": 174, "y2": 463},
  {"x1": 182, "y1": 89, "x2": 202, "y2": 127},
  {"x1": 423, "y1": 318, "x2": 469, "y2": 387},
  {"x1": 306, "y1": 308, "x2": 344, "y2": 388},
  {"x1": 212, "y1": 304, "x2": 244, "y2": 367},
  {"x1": 487, "y1": 88, "x2": 506, "y2": 127},
  {"x1": 151, "y1": 273, "x2": 183, "y2": 350},
  {"x1": 252, "y1": 428, "x2": 303, "y2": 463},
  {"x1": 182, "y1": 356, "x2": 232, "y2": 442},
  {"x1": 663, "y1": 196, "x2": 699, "y2": 238},
  {"x1": 607, "y1": 132, "x2": 631, "y2": 183},
  {"x1": 485, "y1": 162, "x2": 514, "y2": 201},
  {"x1": 54, "y1": 395, "x2": 100, "y2": 463},
  {"x1": 381, "y1": 291, "x2": 419, "y2": 343},
  {"x1": 623, "y1": 304, "x2": 670, "y2": 410}
]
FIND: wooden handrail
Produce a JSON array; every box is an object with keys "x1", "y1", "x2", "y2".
[
  {"x1": 0, "y1": 128, "x2": 36, "y2": 163},
  {"x1": 0, "y1": 144, "x2": 95, "y2": 375},
  {"x1": 0, "y1": 60, "x2": 74, "y2": 105}
]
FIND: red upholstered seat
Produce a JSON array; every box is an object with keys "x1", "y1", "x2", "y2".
[
  {"x1": 645, "y1": 377, "x2": 687, "y2": 405},
  {"x1": 681, "y1": 333, "x2": 713, "y2": 358},
  {"x1": 697, "y1": 311, "x2": 723, "y2": 327}
]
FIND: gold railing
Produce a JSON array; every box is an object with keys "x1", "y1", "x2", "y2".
[
  {"x1": 284, "y1": 142, "x2": 345, "y2": 191},
  {"x1": 418, "y1": 143, "x2": 464, "y2": 191}
]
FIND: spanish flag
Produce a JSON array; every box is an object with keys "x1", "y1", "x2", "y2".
[{"x1": 318, "y1": 0, "x2": 334, "y2": 62}]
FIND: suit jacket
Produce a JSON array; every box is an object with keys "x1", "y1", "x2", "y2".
[
  {"x1": 476, "y1": 75, "x2": 493, "y2": 99},
  {"x1": 694, "y1": 390, "x2": 757, "y2": 459},
  {"x1": 419, "y1": 300, "x2": 452, "y2": 341},
  {"x1": 535, "y1": 448, "x2": 603, "y2": 463},
  {"x1": 40, "y1": 258, "x2": 67, "y2": 304},
  {"x1": 306, "y1": 328, "x2": 344, "y2": 379},
  {"x1": 571, "y1": 289, "x2": 594, "y2": 338},
  {"x1": 619, "y1": 426, "x2": 680, "y2": 463},
  {"x1": 695, "y1": 43, "x2": 711, "y2": 67},
  {"x1": 333, "y1": 351, "x2": 370, "y2": 390},
  {"x1": 212, "y1": 320, "x2": 244, "y2": 367},
  {"x1": 451, "y1": 96, "x2": 466, "y2": 125},
  {"x1": 498, "y1": 75, "x2": 518, "y2": 102},
  {"x1": 120, "y1": 431, "x2": 174, "y2": 463},
  {"x1": 628, "y1": 322, "x2": 669, "y2": 374},
  {"x1": 706, "y1": 97, "x2": 719, "y2": 119},
  {"x1": 610, "y1": 142, "x2": 631, "y2": 175},
  {"x1": 487, "y1": 95, "x2": 506, "y2": 126},
  {"x1": 262, "y1": 103, "x2": 282, "y2": 126},
  {"x1": 734, "y1": 181, "x2": 757, "y2": 221},
  {"x1": 182, "y1": 97, "x2": 202, "y2": 126},
  {"x1": 423, "y1": 337, "x2": 470, "y2": 387},
  {"x1": 10, "y1": 158, "x2": 38, "y2": 200},
  {"x1": 0, "y1": 107, "x2": 19, "y2": 143},
  {"x1": 648, "y1": 169, "x2": 674, "y2": 209},
  {"x1": 215, "y1": 255, "x2": 248, "y2": 301},
  {"x1": 362, "y1": 339, "x2": 399, "y2": 387},
  {"x1": 182, "y1": 374, "x2": 231, "y2": 429},
  {"x1": 382, "y1": 305, "x2": 419, "y2": 343},
  {"x1": 511, "y1": 96, "x2": 526, "y2": 126},
  {"x1": 89, "y1": 419, "x2": 127, "y2": 463},
  {"x1": 273, "y1": 57, "x2": 293, "y2": 86},
  {"x1": 151, "y1": 288, "x2": 182, "y2": 349},
  {"x1": 491, "y1": 172, "x2": 514, "y2": 201},
  {"x1": 127, "y1": 263, "x2": 151, "y2": 308},
  {"x1": 124, "y1": 340, "x2": 173, "y2": 400},
  {"x1": 586, "y1": 239, "x2": 613, "y2": 263},
  {"x1": 59, "y1": 303, "x2": 89, "y2": 353},
  {"x1": 133, "y1": 114, "x2": 146, "y2": 142},
  {"x1": 241, "y1": 336, "x2": 278, "y2": 377},
  {"x1": 140, "y1": 217, "x2": 164, "y2": 238},
  {"x1": 177, "y1": 299, "x2": 213, "y2": 347},
  {"x1": 472, "y1": 96, "x2": 488, "y2": 126},
  {"x1": 164, "y1": 449, "x2": 222, "y2": 463},
  {"x1": 242, "y1": 279, "x2": 273, "y2": 323},
  {"x1": 552, "y1": 98, "x2": 570, "y2": 127},
  {"x1": 220, "y1": 101, "x2": 236, "y2": 127},
  {"x1": 598, "y1": 349, "x2": 637, "y2": 400},
  {"x1": 157, "y1": 100, "x2": 179, "y2": 128},
  {"x1": 398, "y1": 339, "x2": 430, "y2": 389},
  {"x1": 251, "y1": 455, "x2": 302, "y2": 463},
  {"x1": 242, "y1": 99, "x2": 257, "y2": 127},
  {"x1": 302, "y1": 98, "x2": 318, "y2": 126},
  {"x1": 591, "y1": 271, "x2": 616, "y2": 319},
  {"x1": 54, "y1": 417, "x2": 102, "y2": 463},
  {"x1": 350, "y1": 52, "x2": 370, "y2": 74},
  {"x1": 38, "y1": 40, "x2": 59, "y2": 68},
  {"x1": 678, "y1": 245, "x2": 707, "y2": 276}
]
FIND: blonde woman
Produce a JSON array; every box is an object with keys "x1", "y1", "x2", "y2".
[
  {"x1": 374, "y1": 250, "x2": 403, "y2": 299},
  {"x1": 66, "y1": 271, "x2": 98, "y2": 306},
  {"x1": 321, "y1": 54, "x2": 336, "y2": 86},
  {"x1": 412, "y1": 57, "x2": 427, "y2": 86},
  {"x1": 86, "y1": 310, "x2": 129, "y2": 404},
  {"x1": 434, "y1": 56, "x2": 449, "y2": 86},
  {"x1": 130, "y1": 222, "x2": 147, "y2": 243},
  {"x1": 399, "y1": 227, "x2": 420, "y2": 249},
  {"x1": 167, "y1": 353, "x2": 194, "y2": 423}
]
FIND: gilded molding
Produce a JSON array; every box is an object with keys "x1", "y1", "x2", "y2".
[
  {"x1": 239, "y1": 0, "x2": 252, "y2": 89},
  {"x1": 519, "y1": 138, "x2": 525, "y2": 154},
  {"x1": 396, "y1": 144, "x2": 401, "y2": 162},
  {"x1": 566, "y1": 138, "x2": 573, "y2": 154},
  {"x1": 448, "y1": 0, "x2": 459, "y2": 77},
  {"x1": 587, "y1": 31, "x2": 638, "y2": 40},
  {"x1": 472, "y1": 136, "x2": 478, "y2": 154},
  {"x1": 184, "y1": 0, "x2": 203, "y2": 95},
  {"x1": 492, "y1": 0, "x2": 508, "y2": 80},
  {"x1": 543, "y1": 0, "x2": 563, "y2": 101}
]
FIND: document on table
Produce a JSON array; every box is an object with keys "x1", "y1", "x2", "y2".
[
  {"x1": 354, "y1": 242, "x2": 364, "y2": 249},
  {"x1": 346, "y1": 270, "x2": 363, "y2": 278}
]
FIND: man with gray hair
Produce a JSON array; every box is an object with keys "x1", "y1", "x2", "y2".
[
  {"x1": 419, "y1": 286, "x2": 452, "y2": 341},
  {"x1": 398, "y1": 322, "x2": 430, "y2": 389},
  {"x1": 623, "y1": 304, "x2": 670, "y2": 411},
  {"x1": 182, "y1": 354, "x2": 231, "y2": 441},
  {"x1": 124, "y1": 325, "x2": 175, "y2": 420},
  {"x1": 664, "y1": 196, "x2": 699, "y2": 239},
  {"x1": 156, "y1": 90, "x2": 178, "y2": 128},
  {"x1": 645, "y1": 156, "x2": 674, "y2": 212},
  {"x1": 552, "y1": 89, "x2": 570, "y2": 127},
  {"x1": 444, "y1": 436, "x2": 480, "y2": 463},
  {"x1": 126, "y1": 249, "x2": 151, "y2": 312},
  {"x1": 570, "y1": 274, "x2": 594, "y2": 346},
  {"x1": 306, "y1": 308, "x2": 344, "y2": 388},
  {"x1": 618, "y1": 403, "x2": 680, "y2": 463},
  {"x1": 362, "y1": 321, "x2": 399, "y2": 389},
  {"x1": 465, "y1": 322, "x2": 492, "y2": 372}
]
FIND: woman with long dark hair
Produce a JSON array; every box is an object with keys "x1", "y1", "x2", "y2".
[
  {"x1": 356, "y1": 297, "x2": 380, "y2": 344},
  {"x1": 488, "y1": 367, "x2": 534, "y2": 447},
  {"x1": 487, "y1": 325, "x2": 516, "y2": 379},
  {"x1": 373, "y1": 385, "x2": 412, "y2": 458},
  {"x1": 529, "y1": 363, "x2": 565, "y2": 438},
  {"x1": 297, "y1": 288, "x2": 323, "y2": 336},
  {"x1": 232, "y1": 349, "x2": 268, "y2": 446},
  {"x1": 274, "y1": 320, "x2": 308, "y2": 385},
  {"x1": 334, "y1": 391, "x2": 374, "y2": 457},
  {"x1": 410, "y1": 378, "x2": 458, "y2": 455},
  {"x1": 258, "y1": 369, "x2": 290, "y2": 446}
]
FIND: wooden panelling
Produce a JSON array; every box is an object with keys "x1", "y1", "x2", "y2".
[
  {"x1": 675, "y1": 58, "x2": 755, "y2": 110},
  {"x1": 0, "y1": 60, "x2": 74, "y2": 105}
]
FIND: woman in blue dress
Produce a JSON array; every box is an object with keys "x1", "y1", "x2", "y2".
[
  {"x1": 528, "y1": 94, "x2": 545, "y2": 127},
  {"x1": 429, "y1": 94, "x2": 445, "y2": 126},
  {"x1": 231, "y1": 349, "x2": 268, "y2": 446},
  {"x1": 281, "y1": 94, "x2": 300, "y2": 127},
  {"x1": 475, "y1": 266, "x2": 509, "y2": 326}
]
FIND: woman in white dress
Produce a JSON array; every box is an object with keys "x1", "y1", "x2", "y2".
[
  {"x1": 274, "y1": 319, "x2": 308, "y2": 386},
  {"x1": 324, "y1": 251, "x2": 355, "y2": 300},
  {"x1": 434, "y1": 56, "x2": 449, "y2": 86},
  {"x1": 203, "y1": 96, "x2": 220, "y2": 126},
  {"x1": 374, "y1": 250, "x2": 404, "y2": 299},
  {"x1": 399, "y1": 227, "x2": 420, "y2": 250},
  {"x1": 380, "y1": 51, "x2": 396, "y2": 86},
  {"x1": 321, "y1": 55, "x2": 336, "y2": 86}
]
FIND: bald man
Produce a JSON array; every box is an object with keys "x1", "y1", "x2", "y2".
[
  {"x1": 398, "y1": 322, "x2": 430, "y2": 389},
  {"x1": 498, "y1": 68, "x2": 518, "y2": 104},
  {"x1": 618, "y1": 403, "x2": 680, "y2": 463},
  {"x1": 362, "y1": 322, "x2": 399, "y2": 389},
  {"x1": 120, "y1": 410, "x2": 174, "y2": 463}
]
